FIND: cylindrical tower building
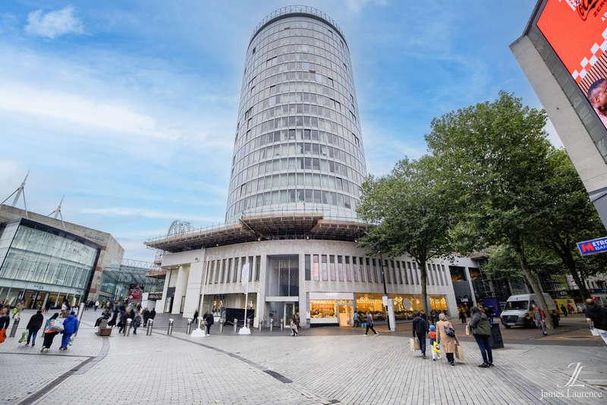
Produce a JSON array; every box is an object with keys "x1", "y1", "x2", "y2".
[{"x1": 226, "y1": 6, "x2": 367, "y2": 223}]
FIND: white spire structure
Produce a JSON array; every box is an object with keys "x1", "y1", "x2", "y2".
[
  {"x1": 48, "y1": 195, "x2": 66, "y2": 229},
  {"x1": 1, "y1": 171, "x2": 29, "y2": 218}
]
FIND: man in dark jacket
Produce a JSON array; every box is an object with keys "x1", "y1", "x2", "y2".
[
  {"x1": 26, "y1": 310, "x2": 44, "y2": 347},
  {"x1": 60, "y1": 311, "x2": 79, "y2": 350},
  {"x1": 412, "y1": 311, "x2": 429, "y2": 358},
  {"x1": 204, "y1": 312, "x2": 214, "y2": 335}
]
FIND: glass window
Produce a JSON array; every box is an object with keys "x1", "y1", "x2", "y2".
[
  {"x1": 305, "y1": 254, "x2": 311, "y2": 281},
  {"x1": 329, "y1": 255, "x2": 336, "y2": 281},
  {"x1": 248, "y1": 256, "x2": 254, "y2": 282},
  {"x1": 312, "y1": 254, "x2": 320, "y2": 281},
  {"x1": 321, "y1": 255, "x2": 328, "y2": 281},
  {"x1": 344, "y1": 256, "x2": 352, "y2": 281},
  {"x1": 255, "y1": 256, "x2": 261, "y2": 281},
  {"x1": 220, "y1": 259, "x2": 226, "y2": 283},
  {"x1": 233, "y1": 257, "x2": 239, "y2": 283},
  {"x1": 337, "y1": 255, "x2": 344, "y2": 281}
]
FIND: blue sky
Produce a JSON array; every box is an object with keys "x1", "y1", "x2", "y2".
[{"x1": 0, "y1": 1, "x2": 553, "y2": 261}]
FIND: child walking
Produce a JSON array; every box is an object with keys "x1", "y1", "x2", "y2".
[{"x1": 428, "y1": 324, "x2": 441, "y2": 361}]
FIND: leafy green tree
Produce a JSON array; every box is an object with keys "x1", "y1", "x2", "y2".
[
  {"x1": 426, "y1": 92, "x2": 558, "y2": 328},
  {"x1": 539, "y1": 148, "x2": 605, "y2": 299},
  {"x1": 357, "y1": 156, "x2": 454, "y2": 315}
]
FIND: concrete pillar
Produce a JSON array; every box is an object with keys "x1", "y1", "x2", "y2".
[
  {"x1": 171, "y1": 265, "x2": 190, "y2": 315},
  {"x1": 255, "y1": 254, "x2": 267, "y2": 328},
  {"x1": 183, "y1": 256, "x2": 205, "y2": 319},
  {"x1": 157, "y1": 268, "x2": 172, "y2": 313},
  {"x1": 465, "y1": 267, "x2": 478, "y2": 307}
]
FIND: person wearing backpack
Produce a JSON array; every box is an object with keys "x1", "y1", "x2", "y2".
[
  {"x1": 469, "y1": 306, "x2": 494, "y2": 368},
  {"x1": 436, "y1": 313, "x2": 457, "y2": 366}
]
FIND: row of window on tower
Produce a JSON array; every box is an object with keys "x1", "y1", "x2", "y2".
[
  {"x1": 228, "y1": 188, "x2": 357, "y2": 218},
  {"x1": 236, "y1": 172, "x2": 360, "y2": 199}
]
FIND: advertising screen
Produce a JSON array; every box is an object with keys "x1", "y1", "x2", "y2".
[{"x1": 537, "y1": 0, "x2": 607, "y2": 127}]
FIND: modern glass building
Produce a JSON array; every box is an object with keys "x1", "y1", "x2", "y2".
[
  {"x1": 226, "y1": 6, "x2": 366, "y2": 222},
  {"x1": 149, "y1": 7, "x2": 480, "y2": 327},
  {"x1": 0, "y1": 218, "x2": 101, "y2": 308}
]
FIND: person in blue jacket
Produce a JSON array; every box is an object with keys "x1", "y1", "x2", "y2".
[{"x1": 60, "y1": 311, "x2": 79, "y2": 350}]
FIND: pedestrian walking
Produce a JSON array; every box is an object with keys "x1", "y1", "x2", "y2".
[
  {"x1": 25, "y1": 309, "x2": 44, "y2": 347},
  {"x1": 149, "y1": 308, "x2": 156, "y2": 321},
  {"x1": 133, "y1": 312, "x2": 142, "y2": 335},
  {"x1": 459, "y1": 308, "x2": 467, "y2": 324},
  {"x1": 290, "y1": 315, "x2": 299, "y2": 336},
  {"x1": 353, "y1": 311, "x2": 360, "y2": 327},
  {"x1": 293, "y1": 312, "x2": 300, "y2": 334},
  {"x1": 41, "y1": 313, "x2": 62, "y2": 352},
  {"x1": 0, "y1": 307, "x2": 10, "y2": 345},
  {"x1": 60, "y1": 311, "x2": 79, "y2": 350},
  {"x1": 531, "y1": 304, "x2": 548, "y2": 336},
  {"x1": 412, "y1": 311, "x2": 429, "y2": 358},
  {"x1": 436, "y1": 313, "x2": 458, "y2": 366},
  {"x1": 94, "y1": 300, "x2": 100, "y2": 311},
  {"x1": 142, "y1": 308, "x2": 150, "y2": 327},
  {"x1": 364, "y1": 312, "x2": 378, "y2": 336},
  {"x1": 469, "y1": 306, "x2": 493, "y2": 368},
  {"x1": 428, "y1": 324, "x2": 440, "y2": 361},
  {"x1": 204, "y1": 312, "x2": 214, "y2": 335}
]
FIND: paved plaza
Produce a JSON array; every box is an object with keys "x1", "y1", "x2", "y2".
[{"x1": 0, "y1": 310, "x2": 606, "y2": 404}]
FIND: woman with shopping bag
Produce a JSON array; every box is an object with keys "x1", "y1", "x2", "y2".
[
  {"x1": 436, "y1": 313, "x2": 458, "y2": 366},
  {"x1": 41, "y1": 313, "x2": 62, "y2": 352}
]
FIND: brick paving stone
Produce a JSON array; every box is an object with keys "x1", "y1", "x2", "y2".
[{"x1": 0, "y1": 310, "x2": 605, "y2": 404}]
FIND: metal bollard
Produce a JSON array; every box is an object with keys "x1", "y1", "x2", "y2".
[
  {"x1": 219, "y1": 319, "x2": 224, "y2": 334},
  {"x1": 146, "y1": 319, "x2": 154, "y2": 336},
  {"x1": 167, "y1": 319, "x2": 174, "y2": 335},
  {"x1": 186, "y1": 318, "x2": 192, "y2": 335},
  {"x1": 280, "y1": 318, "x2": 284, "y2": 331},
  {"x1": 269, "y1": 318, "x2": 273, "y2": 332},
  {"x1": 258, "y1": 319, "x2": 262, "y2": 332},
  {"x1": 126, "y1": 318, "x2": 132, "y2": 336},
  {"x1": 233, "y1": 318, "x2": 238, "y2": 333},
  {"x1": 9, "y1": 317, "x2": 20, "y2": 338}
]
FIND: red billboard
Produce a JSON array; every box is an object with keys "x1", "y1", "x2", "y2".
[{"x1": 538, "y1": 0, "x2": 607, "y2": 125}]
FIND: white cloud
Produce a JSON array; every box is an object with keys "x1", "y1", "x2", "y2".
[
  {"x1": 80, "y1": 207, "x2": 223, "y2": 224},
  {"x1": 25, "y1": 6, "x2": 83, "y2": 39},
  {"x1": 0, "y1": 160, "x2": 24, "y2": 197},
  {"x1": 345, "y1": 0, "x2": 388, "y2": 13},
  {"x1": 0, "y1": 81, "x2": 168, "y2": 139}
]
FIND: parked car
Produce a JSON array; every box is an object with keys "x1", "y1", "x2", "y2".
[{"x1": 500, "y1": 293, "x2": 559, "y2": 328}]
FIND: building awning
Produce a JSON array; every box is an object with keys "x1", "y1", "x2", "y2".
[{"x1": 145, "y1": 212, "x2": 368, "y2": 253}]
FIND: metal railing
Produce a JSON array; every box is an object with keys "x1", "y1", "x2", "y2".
[
  {"x1": 250, "y1": 5, "x2": 347, "y2": 45},
  {"x1": 145, "y1": 206, "x2": 369, "y2": 243}
]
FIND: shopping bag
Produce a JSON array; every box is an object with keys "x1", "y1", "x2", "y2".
[
  {"x1": 409, "y1": 337, "x2": 420, "y2": 351},
  {"x1": 465, "y1": 323, "x2": 471, "y2": 336},
  {"x1": 591, "y1": 328, "x2": 599, "y2": 336},
  {"x1": 455, "y1": 344, "x2": 465, "y2": 361},
  {"x1": 0, "y1": 329, "x2": 6, "y2": 344},
  {"x1": 18, "y1": 331, "x2": 27, "y2": 343}
]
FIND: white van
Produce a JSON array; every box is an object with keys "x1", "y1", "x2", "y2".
[{"x1": 500, "y1": 293, "x2": 559, "y2": 328}]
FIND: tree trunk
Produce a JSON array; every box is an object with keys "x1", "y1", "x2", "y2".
[
  {"x1": 561, "y1": 248, "x2": 591, "y2": 299},
  {"x1": 418, "y1": 259, "x2": 430, "y2": 315},
  {"x1": 516, "y1": 246, "x2": 554, "y2": 330}
]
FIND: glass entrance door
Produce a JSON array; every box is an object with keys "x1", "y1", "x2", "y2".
[{"x1": 284, "y1": 303, "x2": 298, "y2": 326}]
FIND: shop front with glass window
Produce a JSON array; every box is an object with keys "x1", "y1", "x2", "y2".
[
  {"x1": 309, "y1": 292, "x2": 354, "y2": 326},
  {"x1": 355, "y1": 293, "x2": 449, "y2": 321},
  {"x1": 0, "y1": 219, "x2": 100, "y2": 308}
]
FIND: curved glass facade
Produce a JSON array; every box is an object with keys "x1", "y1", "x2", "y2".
[{"x1": 226, "y1": 7, "x2": 367, "y2": 222}]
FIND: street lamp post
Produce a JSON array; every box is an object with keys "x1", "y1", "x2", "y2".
[{"x1": 380, "y1": 254, "x2": 389, "y2": 330}]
